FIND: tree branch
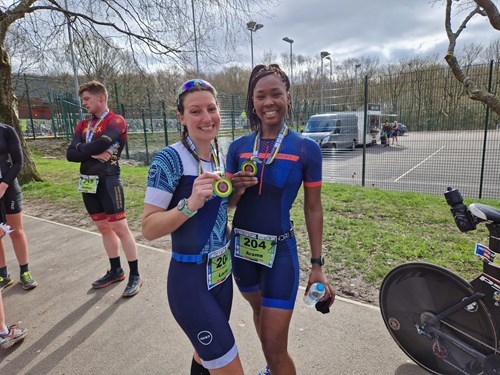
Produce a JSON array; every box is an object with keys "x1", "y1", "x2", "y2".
[{"x1": 474, "y1": 0, "x2": 500, "y2": 30}]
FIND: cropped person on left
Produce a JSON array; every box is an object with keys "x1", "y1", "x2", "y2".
[
  {"x1": 0, "y1": 224, "x2": 28, "y2": 349},
  {"x1": 0, "y1": 123, "x2": 37, "y2": 291}
]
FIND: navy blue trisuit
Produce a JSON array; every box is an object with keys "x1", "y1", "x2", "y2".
[
  {"x1": 144, "y1": 141, "x2": 237, "y2": 370},
  {"x1": 226, "y1": 128, "x2": 322, "y2": 310}
]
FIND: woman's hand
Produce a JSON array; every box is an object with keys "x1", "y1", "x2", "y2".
[
  {"x1": 230, "y1": 170, "x2": 258, "y2": 197},
  {"x1": 189, "y1": 172, "x2": 221, "y2": 210},
  {"x1": 306, "y1": 266, "x2": 335, "y2": 307}
]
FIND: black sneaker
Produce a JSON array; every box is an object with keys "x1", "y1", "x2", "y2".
[
  {"x1": 0, "y1": 274, "x2": 13, "y2": 291},
  {"x1": 91, "y1": 268, "x2": 125, "y2": 289},
  {"x1": 122, "y1": 275, "x2": 144, "y2": 298},
  {"x1": 20, "y1": 271, "x2": 38, "y2": 290}
]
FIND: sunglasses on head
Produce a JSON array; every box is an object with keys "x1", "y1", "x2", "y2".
[{"x1": 177, "y1": 79, "x2": 215, "y2": 105}]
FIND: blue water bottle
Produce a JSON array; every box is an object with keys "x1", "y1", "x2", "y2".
[{"x1": 303, "y1": 282, "x2": 325, "y2": 307}]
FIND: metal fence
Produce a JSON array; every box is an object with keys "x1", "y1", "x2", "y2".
[{"x1": 17, "y1": 61, "x2": 500, "y2": 199}]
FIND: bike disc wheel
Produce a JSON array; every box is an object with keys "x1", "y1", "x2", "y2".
[{"x1": 380, "y1": 262, "x2": 497, "y2": 375}]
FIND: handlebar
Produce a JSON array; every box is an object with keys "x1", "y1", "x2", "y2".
[{"x1": 444, "y1": 187, "x2": 477, "y2": 232}]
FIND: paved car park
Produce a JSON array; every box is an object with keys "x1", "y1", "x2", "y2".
[{"x1": 321, "y1": 130, "x2": 500, "y2": 199}]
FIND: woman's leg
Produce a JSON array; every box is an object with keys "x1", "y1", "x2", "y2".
[
  {"x1": 240, "y1": 291, "x2": 296, "y2": 375},
  {"x1": 5, "y1": 213, "x2": 28, "y2": 266}
]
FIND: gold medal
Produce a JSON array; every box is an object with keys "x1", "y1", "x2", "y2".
[
  {"x1": 241, "y1": 160, "x2": 257, "y2": 176},
  {"x1": 214, "y1": 177, "x2": 233, "y2": 198}
]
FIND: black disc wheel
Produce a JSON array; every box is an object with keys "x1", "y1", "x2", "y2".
[{"x1": 380, "y1": 262, "x2": 498, "y2": 375}]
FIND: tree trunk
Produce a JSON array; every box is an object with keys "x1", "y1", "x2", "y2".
[{"x1": 0, "y1": 44, "x2": 43, "y2": 184}]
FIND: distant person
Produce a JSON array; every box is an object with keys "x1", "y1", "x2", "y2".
[
  {"x1": 240, "y1": 110, "x2": 247, "y2": 128},
  {"x1": 0, "y1": 224, "x2": 28, "y2": 349},
  {"x1": 66, "y1": 81, "x2": 143, "y2": 298},
  {"x1": 141, "y1": 79, "x2": 244, "y2": 374},
  {"x1": 0, "y1": 123, "x2": 37, "y2": 291},
  {"x1": 382, "y1": 121, "x2": 391, "y2": 147},
  {"x1": 391, "y1": 121, "x2": 399, "y2": 145}
]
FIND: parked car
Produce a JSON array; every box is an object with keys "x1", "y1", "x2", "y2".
[{"x1": 396, "y1": 123, "x2": 407, "y2": 136}]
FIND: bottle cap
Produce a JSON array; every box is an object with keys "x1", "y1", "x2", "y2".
[{"x1": 316, "y1": 283, "x2": 325, "y2": 292}]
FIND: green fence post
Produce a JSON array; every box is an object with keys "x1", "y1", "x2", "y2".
[
  {"x1": 121, "y1": 104, "x2": 130, "y2": 160},
  {"x1": 478, "y1": 60, "x2": 494, "y2": 199},
  {"x1": 61, "y1": 100, "x2": 70, "y2": 143},
  {"x1": 361, "y1": 75, "x2": 368, "y2": 187},
  {"x1": 114, "y1": 82, "x2": 120, "y2": 114},
  {"x1": 231, "y1": 95, "x2": 235, "y2": 141},
  {"x1": 147, "y1": 89, "x2": 154, "y2": 133},
  {"x1": 47, "y1": 92, "x2": 57, "y2": 138},
  {"x1": 142, "y1": 109, "x2": 150, "y2": 165},
  {"x1": 162, "y1": 100, "x2": 169, "y2": 146}
]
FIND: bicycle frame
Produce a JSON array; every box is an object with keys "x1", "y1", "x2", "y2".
[{"x1": 380, "y1": 188, "x2": 500, "y2": 375}]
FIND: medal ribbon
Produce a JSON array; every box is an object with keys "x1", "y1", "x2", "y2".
[
  {"x1": 185, "y1": 136, "x2": 224, "y2": 175},
  {"x1": 85, "y1": 108, "x2": 110, "y2": 143},
  {"x1": 251, "y1": 123, "x2": 288, "y2": 165}
]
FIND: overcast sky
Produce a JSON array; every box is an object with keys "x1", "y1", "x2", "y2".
[{"x1": 230, "y1": 0, "x2": 497, "y2": 67}]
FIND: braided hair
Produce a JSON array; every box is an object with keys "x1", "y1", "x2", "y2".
[{"x1": 245, "y1": 64, "x2": 292, "y2": 132}]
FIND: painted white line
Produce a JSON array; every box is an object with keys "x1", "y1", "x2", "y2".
[
  {"x1": 24, "y1": 214, "x2": 379, "y2": 310},
  {"x1": 394, "y1": 145, "x2": 446, "y2": 182}
]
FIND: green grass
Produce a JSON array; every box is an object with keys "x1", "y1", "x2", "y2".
[{"x1": 23, "y1": 152, "x2": 497, "y2": 292}]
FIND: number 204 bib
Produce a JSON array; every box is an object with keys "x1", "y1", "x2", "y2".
[{"x1": 234, "y1": 228, "x2": 277, "y2": 268}]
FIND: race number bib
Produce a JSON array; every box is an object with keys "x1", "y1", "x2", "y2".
[
  {"x1": 78, "y1": 175, "x2": 99, "y2": 194},
  {"x1": 234, "y1": 228, "x2": 277, "y2": 268},
  {"x1": 207, "y1": 243, "x2": 231, "y2": 290}
]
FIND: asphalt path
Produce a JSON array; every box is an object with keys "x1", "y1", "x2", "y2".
[{"x1": 0, "y1": 215, "x2": 429, "y2": 375}]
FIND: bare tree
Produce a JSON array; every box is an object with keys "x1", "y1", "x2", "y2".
[
  {"x1": 443, "y1": 0, "x2": 500, "y2": 115},
  {"x1": 0, "y1": 0, "x2": 271, "y2": 183}
]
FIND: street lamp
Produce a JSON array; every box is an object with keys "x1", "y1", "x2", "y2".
[
  {"x1": 247, "y1": 21, "x2": 264, "y2": 67},
  {"x1": 191, "y1": 0, "x2": 199, "y2": 75},
  {"x1": 325, "y1": 55, "x2": 333, "y2": 112},
  {"x1": 64, "y1": 0, "x2": 82, "y2": 119},
  {"x1": 320, "y1": 51, "x2": 330, "y2": 113},
  {"x1": 282, "y1": 37, "x2": 294, "y2": 128},
  {"x1": 354, "y1": 63, "x2": 361, "y2": 109}
]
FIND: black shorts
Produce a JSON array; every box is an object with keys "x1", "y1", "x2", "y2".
[
  {"x1": 82, "y1": 175, "x2": 126, "y2": 221},
  {"x1": 1, "y1": 178, "x2": 22, "y2": 215}
]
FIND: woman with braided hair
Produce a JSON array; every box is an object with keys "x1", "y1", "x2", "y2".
[
  {"x1": 226, "y1": 64, "x2": 335, "y2": 375},
  {"x1": 141, "y1": 79, "x2": 243, "y2": 375}
]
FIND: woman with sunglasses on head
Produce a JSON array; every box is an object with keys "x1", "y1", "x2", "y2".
[
  {"x1": 226, "y1": 64, "x2": 335, "y2": 375},
  {"x1": 141, "y1": 79, "x2": 243, "y2": 375}
]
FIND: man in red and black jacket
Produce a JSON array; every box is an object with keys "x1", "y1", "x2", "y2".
[{"x1": 67, "y1": 80, "x2": 143, "y2": 298}]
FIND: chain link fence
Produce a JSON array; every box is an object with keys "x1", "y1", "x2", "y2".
[{"x1": 16, "y1": 61, "x2": 500, "y2": 199}]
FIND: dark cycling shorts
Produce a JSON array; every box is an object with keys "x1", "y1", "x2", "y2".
[
  {"x1": 230, "y1": 236, "x2": 300, "y2": 310},
  {"x1": 82, "y1": 175, "x2": 126, "y2": 222},
  {"x1": 1, "y1": 178, "x2": 22, "y2": 215},
  {"x1": 167, "y1": 260, "x2": 238, "y2": 369}
]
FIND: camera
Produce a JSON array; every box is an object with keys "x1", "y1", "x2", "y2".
[{"x1": 444, "y1": 187, "x2": 476, "y2": 232}]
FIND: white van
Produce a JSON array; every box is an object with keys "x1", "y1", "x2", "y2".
[{"x1": 302, "y1": 112, "x2": 371, "y2": 150}]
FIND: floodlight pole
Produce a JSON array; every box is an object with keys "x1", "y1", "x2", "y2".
[
  {"x1": 283, "y1": 37, "x2": 294, "y2": 128},
  {"x1": 64, "y1": 0, "x2": 82, "y2": 119},
  {"x1": 320, "y1": 51, "x2": 330, "y2": 113},
  {"x1": 247, "y1": 21, "x2": 264, "y2": 67}
]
